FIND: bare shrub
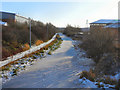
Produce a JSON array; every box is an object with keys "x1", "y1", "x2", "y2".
[
  {"x1": 103, "y1": 76, "x2": 117, "y2": 85},
  {"x1": 94, "y1": 54, "x2": 119, "y2": 75},
  {"x1": 63, "y1": 25, "x2": 81, "y2": 36},
  {"x1": 80, "y1": 28, "x2": 115, "y2": 63},
  {"x1": 80, "y1": 69, "x2": 96, "y2": 82},
  {"x1": 2, "y1": 47, "x2": 11, "y2": 59},
  {"x1": 2, "y1": 20, "x2": 57, "y2": 59}
]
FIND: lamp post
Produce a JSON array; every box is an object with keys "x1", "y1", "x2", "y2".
[
  {"x1": 29, "y1": 18, "x2": 31, "y2": 48},
  {"x1": 86, "y1": 19, "x2": 89, "y2": 31},
  {"x1": 46, "y1": 23, "x2": 48, "y2": 39}
]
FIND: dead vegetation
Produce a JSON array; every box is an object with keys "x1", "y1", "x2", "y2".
[
  {"x1": 78, "y1": 28, "x2": 120, "y2": 89},
  {"x1": 2, "y1": 21, "x2": 57, "y2": 60}
]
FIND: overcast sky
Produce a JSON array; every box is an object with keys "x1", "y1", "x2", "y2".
[{"x1": 1, "y1": 0, "x2": 119, "y2": 27}]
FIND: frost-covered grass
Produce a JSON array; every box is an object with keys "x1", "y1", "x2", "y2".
[
  {"x1": 79, "y1": 70, "x2": 118, "y2": 89},
  {"x1": 0, "y1": 33, "x2": 58, "y2": 68},
  {"x1": 109, "y1": 72, "x2": 120, "y2": 81},
  {"x1": 79, "y1": 77, "x2": 116, "y2": 88},
  {"x1": 51, "y1": 40, "x2": 62, "y2": 51},
  {"x1": 73, "y1": 40, "x2": 119, "y2": 89},
  {"x1": 80, "y1": 70, "x2": 95, "y2": 82},
  {"x1": 1, "y1": 35, "x2": 62, "y2": 84}
]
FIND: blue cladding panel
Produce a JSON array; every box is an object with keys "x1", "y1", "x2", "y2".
[
  {"x1": 104, "y1": 23, "x2": 120, "y2": 28},
  {"x1": 0, "y1": 11, "x2": 15, "y2": 20}
]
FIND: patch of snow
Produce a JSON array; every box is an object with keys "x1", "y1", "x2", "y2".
[
  {"x1": 1, "y1": 35, "x2": 62, "y2": 84},
  {"x1": 78, "y1": 77, "x2": 97, "y2": 88},
  {"x1": 79, "y1": 77, "x2": 115, "y2": 88},
  {"x1": 0, "y1": 33, "x2": 58, "y2": 67},
  {"x1": 109, "y1": 72, "x2": 120, "y2": 81},
  {"x1": 115, "y1": 73, "x2": 120, "y2": 80}
]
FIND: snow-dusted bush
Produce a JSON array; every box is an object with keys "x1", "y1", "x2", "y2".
[
  {"x1": 80, "y1": 28, "x2": 115, "y2": 63},
  {"x1": 2, "y1": 21, "x2": 57, "y2": 60},
  {"x1": 79, "y1": 69, "x2": 118, "y2": 88},
  {"x1": 1, "y1": 34, "x2": 62, "y2": 84},
  {"x1": 80, "y1": 70, "x2": 95, "y2": 82}
]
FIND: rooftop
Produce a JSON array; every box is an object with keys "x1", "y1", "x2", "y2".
[
  {"x1": 90, "y1": 19, "x2": 120, "y2": 24},
  {"x1": 0, "y1": 11, "x2": 15, "y2": 15}
]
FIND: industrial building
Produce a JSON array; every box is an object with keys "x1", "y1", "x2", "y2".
[
  {"x1": 90, "y1": 19, "x2": 120, "y2": 29},
  {"x1": 90, "y1": 19, "x2": 120, "y2": 48},
  {"x1": 0, "y1": 11, "x2": 29, "y2": 24}
]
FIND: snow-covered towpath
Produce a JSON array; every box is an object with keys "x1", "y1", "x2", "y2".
[{"x1": 3, "y1": 33, "x2": 94, "y2": 88}]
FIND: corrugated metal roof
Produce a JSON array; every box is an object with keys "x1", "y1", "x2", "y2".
[
  {"x1": 90, "y1": 19, "x2": 120, "y2": 24},
  {"x1": 104, "y1": 23, "x2": 120, "y2": 28}
]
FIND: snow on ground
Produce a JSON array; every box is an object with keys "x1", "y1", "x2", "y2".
[
  {"x1": 78, "y1": 77, "x2": 97, "y2": 88},
  {"x1": 78, "y1": 77, "x2": 115, "y2": 88},
  {"x1": 2, "y1": 33, "x2": 95, "y2": 88},
  {"x1": 2, "y1": 33, "x2": 117, "y2": 88},
  {"x1": 114, "y1": 73, "x2": 120, "y2": 80},
  {"x1": 73, "y1": 40, "x2": 117, "y2": 88},
  {"x1": 72, "y1": 40, "x2": 95, "y2": 72},
  {"x1": 109, "y1": 72, "x2": 120, "y2": 81},
  {"x1": 0, "y1": 33, "x2": 57, "y2": 68},
  {"x1": 1, "y1": 37, "x2": 61, "y2": 84}
]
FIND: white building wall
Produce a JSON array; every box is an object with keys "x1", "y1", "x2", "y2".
[{"x1": 15, "y1": 15, "x2": 29, "y2": 24}]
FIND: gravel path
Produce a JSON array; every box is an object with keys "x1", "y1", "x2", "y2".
[{"x1": 3, "y1": 33, "x2": 94, "y2": 88}]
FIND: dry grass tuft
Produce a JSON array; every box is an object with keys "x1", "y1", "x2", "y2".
[
  {"x1": 80, "y1": 69, "x2": 96, "y2": 82},
  {"x1": 35, "y1": 40, "x2": 43, "y2": 46},
  {"x1": 23, "y1": 43, "x2": 30, "y2": 51}
]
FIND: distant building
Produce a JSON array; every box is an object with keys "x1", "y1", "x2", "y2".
[
  {"x1": 90, "y1": 19, "x2": 120, "y2": 48},
  {"x1": 0, "y1": 11, "x2": 29, "y2": 24},
  {"x1": 90, "y1": 19, "x2": 120, "y2": 30}
]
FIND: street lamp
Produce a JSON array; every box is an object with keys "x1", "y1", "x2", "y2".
[
  {"x1": 29, "y1": 18, "x2": 31, "y2": 48},
  {"x1": 46, "y1": 23, "x2": 48, "y2": 39}
]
